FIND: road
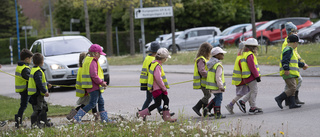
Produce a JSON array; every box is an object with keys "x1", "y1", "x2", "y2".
[{"x1": 1, "y1": 65, "x2": 320, "y2": 136}]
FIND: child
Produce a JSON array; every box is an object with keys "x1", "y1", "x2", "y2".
[
  {"x1": 225, "y1": 42, "x2": 251, "y2": 114},
  {"x1": 192, "y1": 42, "x2": 213, "y2": 116},
  {"x1": 66, "y1": 52, "x2": 99, "y2": 121},
  {"x1": 14, "y1": 49, "x2": 33, "y2": 128},
  {"x1": 275, "y1": 34, "x2": 304, "y2": 109},
  {"x1": 73, "y1": 44, "x2": 109, "y2": 123},
  {"x1": 138, "y1": 48, "x2": 176, "y2": 122},
  {"x1": 203, "y1": 47, "x2": 227, "y2": 118},
  {"x1": 236, "y1": 38, "x2": 263, "y2": 115},
  {"x1": 28, "y1": 53, "x2": 53, "y2": 128},
  {"x1": 282, "y1": 22, "x2": 308, "y2": 105}
]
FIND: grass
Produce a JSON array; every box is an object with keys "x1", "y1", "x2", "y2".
[
  {"x1": 108, "y1": 43, "x2": 320, "y2": 66},
  {"x1": 0, "y1": 95, "x2": 74, "y2": 121}
]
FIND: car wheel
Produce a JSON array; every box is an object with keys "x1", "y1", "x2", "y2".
[
  {"x1": 258, "y1": 37, "x2": 269, "y2": 45},
  {"x1": 313, "y1": 33, "x2": 320, "y2": 43},
  {"x1": 104, "y1": 74, "x2": 110, "y2": 85},
  {"x1": 168, "y1": 45, "x2": 180, "y2": 52}
]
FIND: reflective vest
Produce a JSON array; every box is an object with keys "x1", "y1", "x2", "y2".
[
  {"x1": 147, "y1": 61, "x2": 169, "y2": 91},
  {"x1": 28, "y1": 66, "x2": 48, "y2": 96},
  {"x1": 282, "y1": 37, "x2": 304, "y2": 62},
  {"x1": 231, "y1": 55, "x2": 242, "y2": 85},
  {"x1": 280, "y1": 46, "x2": 300, "y2": 77},
  {"x1": 193, "y1": 56, "x2": 208, "y2": 89},
  {"x1": 76, "y1": 67, "x2": 86, "y2": 97},
  {"x1": 206, "y1": 63, "x2": 226, "y2": 90},
  {"x1": 240, "y1": 51, "x2": 260, "y2": 78},
  {"x1": 15, "y1": 64, "x2": 30, "y2": 93},
  {"x1": 139, "y1": 55, "x2": 155, "y2": 90},
  {"x1": 81, "y1": 56, "x2": 104, "y2": 93}
]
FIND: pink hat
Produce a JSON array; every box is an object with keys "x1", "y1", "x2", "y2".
[{"x1": 89, "y1": 44, "x2": 106, "y2": 55}]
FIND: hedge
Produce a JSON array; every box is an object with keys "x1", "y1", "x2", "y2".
[{"x1": 0, "y1": 31, "x2": 161, "y2": 64}]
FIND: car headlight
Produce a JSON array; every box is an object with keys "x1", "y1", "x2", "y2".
[
  {"x1": 50, "y1": 64, "x2": 65, "y2": 70},
  {"x1": 98, "y1": 58, "x2": 107, "y2": 65}
]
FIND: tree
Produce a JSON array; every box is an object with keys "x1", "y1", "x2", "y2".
[{"x1": 0, "y1": 0, "x2": 27, "y2": 38}]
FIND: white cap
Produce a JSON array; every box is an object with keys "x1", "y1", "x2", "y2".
[
  {"x1": 211, "y1": 47, "x2": 227, "y2": 56},
  {"x1": 156, "y1": 48, "x2": 171, "y2": 58},
  {"x1": 245, "y1": 38, "x2": 259, "y2": 46}
]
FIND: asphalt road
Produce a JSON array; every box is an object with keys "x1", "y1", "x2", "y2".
[{"x1": 1, "y1": 65, "x2": 320, "y2": 136}]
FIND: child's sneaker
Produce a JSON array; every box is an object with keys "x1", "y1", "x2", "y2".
[
  {"x1": 236, "y1": 100, "x2": 246, "y2": 113},
  {"x1": 248, "y1": 107, "x2": 263, "y2": 115},
  {"x1": 225, "y1": 105, "x2": 234, "y2": 114}
]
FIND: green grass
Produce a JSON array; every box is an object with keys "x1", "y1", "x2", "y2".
[
  {"x1": 0, "y1": 95, "x2": 74, "y2": 121},
  {"x1": 108, "y1": 43, "x2": 320, "y2": 66}
]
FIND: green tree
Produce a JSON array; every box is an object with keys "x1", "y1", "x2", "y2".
[{"x1": 0, "y1": 0, "x2": 27, "y2": 38}]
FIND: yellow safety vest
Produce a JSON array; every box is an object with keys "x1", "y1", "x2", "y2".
[
  {"x1": 206, "y1": 62, "x2": 226, "y2": 90},
  {"x1": 139, "y1": 55, "x2": 155, "y2": 90},
  {"x1": 81, "y1": 56, "x2": 105, "y2": 93},
  {"x1": 240, "y1": 51, "x2": 261, "y2": 78},
  {"x1": 231, "y1": 55, "x2": 242, "y2": 85},
  {"x1": 28, "y1": 66, "x2": 48, "y2": 96},
  {"x1": 280, "y1": 46, "x2": 300, "y2": 77},
  {"x1": 15, "y1": 64, "x2": 30, "y2": 93},
  {"x1": 147, "y1": 61, "x2": 169, "y2": 91},
  {"x1": 282, "y1": 37, "x2": 304, "y2": 62},
  {"x1": 193, "y1": 56, "x2": 208, "y2": 89},
  {"x1": 76, "y1": 67, "x2": 86, "y2": 97}
]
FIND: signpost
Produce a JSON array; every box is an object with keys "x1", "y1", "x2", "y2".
[
  {"x1": 70, "y1": 18, "x2": 80, "y2": 32},
  {"x1": 22, "y1": 26, "x2": 33, "y2": 49},
  {"x1": 135, "y1": 6, "x2": 173, "y2": 19},
  {"x1": 135, "y1": 6, "x2": 173, "y2": 59}
]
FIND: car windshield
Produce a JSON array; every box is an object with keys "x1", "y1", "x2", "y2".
[
  {"x1": 44, "y1": 38, "x2": 91, "y2": 57},
  {"x1": 257, "y1": 20, "x2": 277, "y2": 30},
  {"x1": 220, "y1": 27, "x2": 234, "y2": 36},
  {"x1": 245, "y1": 23, "x2": 265, "y2": 31},
  {"x1": 312, "y1": 20, "x2": 320, "y2": 27}
]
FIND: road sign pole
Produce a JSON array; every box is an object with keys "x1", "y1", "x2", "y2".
[{"x1": 140, "y1": 0, "x2": 146, "y2": 60}]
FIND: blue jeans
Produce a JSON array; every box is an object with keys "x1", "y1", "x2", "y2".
[
  {"x1": 82, "y1": 90, "x2": 105, "y2": 112},
  {"x1": 17, "y1": 91, "x2": 31, "y2": 117},
  {"x1": 212, "y1": 93, "x2": 223, "y2": 106},
  {"x1": 141, "y1": 90, "x2": 162, "y2": 112}
]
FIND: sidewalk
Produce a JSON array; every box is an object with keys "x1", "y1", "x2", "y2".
[{"x1": 110, "y1": 64, "x2": 320, "y2": 77}]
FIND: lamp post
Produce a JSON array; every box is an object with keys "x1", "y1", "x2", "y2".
[{"x1": 22, "y1": 26, "x2": 33, "y2": 49}]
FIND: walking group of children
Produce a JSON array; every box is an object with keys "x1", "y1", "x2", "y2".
[{"x1": 10, "y1": 22, "x2": 308, "y2": 127}]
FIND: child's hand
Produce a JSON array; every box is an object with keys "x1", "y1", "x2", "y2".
[
  {"x1": 101, "y1": 82, "x2": 107, "y2": 88},
  {"x1": 48, "y1": 84, "x2": 52, "y2": 89},
  {"x1": 44, "y1": 92, "x2": 49, "y2": 97},
  {"x1": 219, "y1": 88, "x2": 225, "y2": 92},
  {"x1": 284, "y1": 70, "x2": 290, "y2": 75},
  {"x1": 303, "y1": 64, "x2": 309, "y2": 70}
]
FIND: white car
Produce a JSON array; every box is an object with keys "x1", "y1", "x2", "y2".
[{"x1": 29, "y1": 36, "x2": 110, "y2": 86}]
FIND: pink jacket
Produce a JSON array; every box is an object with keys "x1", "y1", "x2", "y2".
[
  {"x1": 87, "y1": 57, "x2": 104, "y2": 93},
  {"x1": 242, "y1": 54, "x2": 260, "y2": 84},
  {"x1": 151, "y1": 60, "x2": 168, "y2": 95}
]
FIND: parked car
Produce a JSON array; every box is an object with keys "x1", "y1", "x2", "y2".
[
  {"x1": 29, "y1": 36, "x2": 110, "y2": 85},
  {"x1": 223, "y1": 21, "x2": 268, "y2": 46},
  {"x1": 206, "y1": 23, "x2": 249, "y2": 47},
  {"x1": 298, "y1": 20, "x2": 320, "y2": 43},
  {"x1": 243, "y1": 17, "x2": 313, "y2": 45},
  {"x1": 145, "y1": 32, "x2": 183, "y2": 52},
  {"x1": 174, "y1": 27, "x2": 221, "y2": 51}
]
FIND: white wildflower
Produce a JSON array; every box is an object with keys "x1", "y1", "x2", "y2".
[
  {"x1": 180, "y1": 129, "x2": 186, "y2": 133},
  {"x1": 201, "y1": 129, "x2": 207, "y2": 134},
  {"x1": 120, "y1": 123, "x2": 124, "y2": 127},
  {"x1": 194, "y1": 133, "x2": 200, "y2": 137},
  {"x1": 170, "y1": 131, "x2": 174, "y2": 135},
  {"x1": 170, "y1": 126, "x2": 174, "y2": 129},
  {"x1": 131, "y1": 129, "x2": 136, "y2": 132}
]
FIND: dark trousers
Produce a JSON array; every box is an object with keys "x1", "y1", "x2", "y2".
[
  {"x1": 17, "y1": 90, "x2": 31, "y2": 117},
  {"x1": 76, "y1": 104, "x2": 97, "y2": 113},
  {"x1": 148, "y1": 93, "x2": 169, "y2": 112}
]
